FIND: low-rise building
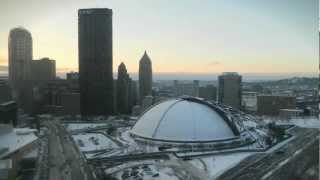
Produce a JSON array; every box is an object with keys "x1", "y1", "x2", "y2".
[
  {"x1": 66, "y1": 72, "x2": 79, "y2": 81},
  {"x1": 0, "y1": 101, "x2": 17, "y2": 127},
  {"x1": 174, "y1": 80, "x2": 199, "y2": 97},
  {"x1": 242, "y1": 91, "x2": 258, "y2": 112},
  {"x1": 199, "y1": 85, "x2": 217, "y2": 100},
  {"x1": 0, "y1": 125, "x2": 38, "y2": 179},
  {"x1": 279, "y1": 109, "x2": 304, "y2": 119},
  {"x1": 0, "y1": 159, "x2": 13, "y2": 180},
  {"x1": 0, "y1": 81, "x2": 12, "y2": 104},
  {"x1": 257, "y1": 95, "x2": 296, "y2": 116},
  {"x1": 30, "y1": 58, "x2": 56, "y2": 81}
]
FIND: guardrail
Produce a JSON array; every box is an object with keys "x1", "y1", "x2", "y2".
[{"x1": 89, "y1": 152, "x2": 170, "y2": 163}]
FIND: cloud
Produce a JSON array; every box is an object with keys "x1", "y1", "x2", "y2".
[{"x1": 206, "y1": 61, "x2": 222, "y2": 66}]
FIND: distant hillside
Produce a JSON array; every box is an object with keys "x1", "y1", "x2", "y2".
[
  {"x1": 244, "y1": 77, "x2": 318, "y2": 91},
  {"x1": 260, "y1": 77, "x2": 318, "y2": 86}
]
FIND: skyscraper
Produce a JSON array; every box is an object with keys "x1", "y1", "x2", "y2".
[
  {"x1": 139, "y1": 51, "x2": 152, "y2": 102},
  {"x1": 8, "y1": 27, "x2": 33, "y2": 113},
  {"x1": 8, "y1": 27, "x2": 32, "y2": 85},
  {"x1": 128, "y1": 78, "x2": 138, "y2": 111},
  {"x1": 218, "y1": 72, "x2": 242, "y2": 109},
  {"x1": 78, "y1": 8, "x2": 114, "y2": 116},
  {"x1": 30, "y1": 57, "x2": 56, "y2": 81},
  {"x1": 116, "y1": 62, "x2": 129, "y2": 114}
]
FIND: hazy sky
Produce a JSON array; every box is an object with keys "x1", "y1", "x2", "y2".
[{"x1": 0, "y1": 0, "x2": 318, "y2": 75}]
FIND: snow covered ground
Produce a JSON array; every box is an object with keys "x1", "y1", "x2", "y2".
[
  {"x1": 242, "y1": 120, "x2": 259, "y2": 128},
  {"x1": 85, "y1": 149, "x2": 123, "y2": 159},
  {"x1": 264, "y1": 117, "x2": 320, "y2": 128},
  {"x1": 107, "y1": 151, "x2": 255, "y2": 180},
  {"x1": 65, "y1": 123, "x2": 108, "y2": 131},
  {"x1": 287, "y1": 118, "x2": 320, "y2": 128},
  {"x1": 72, "y1": 133, "x2": 118, "y2": 152},
  {"x1": 118, "y1": 128, "x2": 136, "y2": 145},
  {"x1": 112, "y1": 163, "x2": 182, "y2": 180},
  {"x1": 23, "y1": 148, "x2": 38, "y2": 159},
  {"x1": 189, "y1": 152, "x2": 252, "y2": 178}
]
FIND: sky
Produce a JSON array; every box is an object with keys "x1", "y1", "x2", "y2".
[{"x1": 0, "y1": 0, "x2": 318, "y2": 78}]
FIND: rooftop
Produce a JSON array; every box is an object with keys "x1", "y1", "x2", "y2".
[
  {"x1": 72, "y1": 133, "x2": 118, "y2": 152},
  {"x1": 0, "y1": 125, "x2": 38, "y2": 159},
  {"x1": 131, "y1": 98, "x2": 238, "y2": 143}
]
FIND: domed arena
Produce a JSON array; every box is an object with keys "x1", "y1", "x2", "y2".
[{"x1": 130, "y1": 97, "x2": 256, "y2": 148}]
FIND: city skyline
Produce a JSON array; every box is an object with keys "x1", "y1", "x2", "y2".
[
  {"x1": 0, "y1": 2, "x2": 319, "y2": 180},
  {"x1": 0, "y1": 0, "x2": 318, "y2": 77}
]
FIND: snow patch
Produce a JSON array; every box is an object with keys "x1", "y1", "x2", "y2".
[
  {"x1": 190, "y1": 152, "x2": 252, "y2": 178},
  {"x1": 72, "y1": 133, "x2": 118, "y2": 152}
]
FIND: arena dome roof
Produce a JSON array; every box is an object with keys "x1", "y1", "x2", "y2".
[{"x1": 131, "y1": 98, "x2": 239, "y2": 143}]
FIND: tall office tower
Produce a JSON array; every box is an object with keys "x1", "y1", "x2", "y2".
[
  {"x1": 218, "y1": 72, "x2": 242, "y2": 109},
  {"x1": 128, "y1": 79, "x2": 138, "y2": 112},
  {"x1": 116, "y1": 62, "x2": 129, "y2": 114},
  {"x1": 139, "y1": 51, "x2": 152, "y2": 102},
  {"x1": 8, "y1": 27, "x2": 33, "y2": 85},
  {"x1": 30, "y1": 57, "x2": 56, "y2": 81},
  {"x1": 66, "y1": 72, "x2": 79, "y2": 81},
  {"x1": 78, "y1": 8, "x2": 114, "y2": 116}
]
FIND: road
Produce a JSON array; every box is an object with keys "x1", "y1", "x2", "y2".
[
  {"x1": 45, "y1": 120, "x2": 96, "y2": 180},
  {"x1": 217, "y1": 127, "x2": 319, "y2": 180}
]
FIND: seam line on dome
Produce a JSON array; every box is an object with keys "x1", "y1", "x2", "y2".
[
  {"x1": 188, "y1": 101, "x2": 196, "y2": 141},
  {"x1": 151, "y1": 99, "x2": 182, "y2": 138}
]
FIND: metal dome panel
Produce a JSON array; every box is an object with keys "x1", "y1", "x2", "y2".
[{"x1": 131, "y1": 98, "x2": 236, "y2": 142}]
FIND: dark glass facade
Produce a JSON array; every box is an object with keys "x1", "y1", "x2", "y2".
[
  {"x1": 218, "y1": 72, "x2": 242, "y2": 109},
  {"x1": 78, "y1": 8, "x2": 114, "y2": 116},
  {"x1": 116, "y1": 63, "x2": 129, "y2": 114},
  {"x1": 139, "y1": 51, "x2": 152, "y2": 102}
]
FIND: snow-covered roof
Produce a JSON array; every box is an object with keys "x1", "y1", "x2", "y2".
[
  {"x1": 131, "y1": 98, "x2": 237, "y2": 142},
  {"x1": 0, "y1": 127, "x2": 38, "y2": 159},
  {"x1": 189, "y1": 152, "x2": 252, "y2": 178},
  {"x1": 72, "y1": 133, "x2": 118, "y2": 152},
  {"x1": 66, "y1": 123, "x2": 107, "y2": 131}
]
